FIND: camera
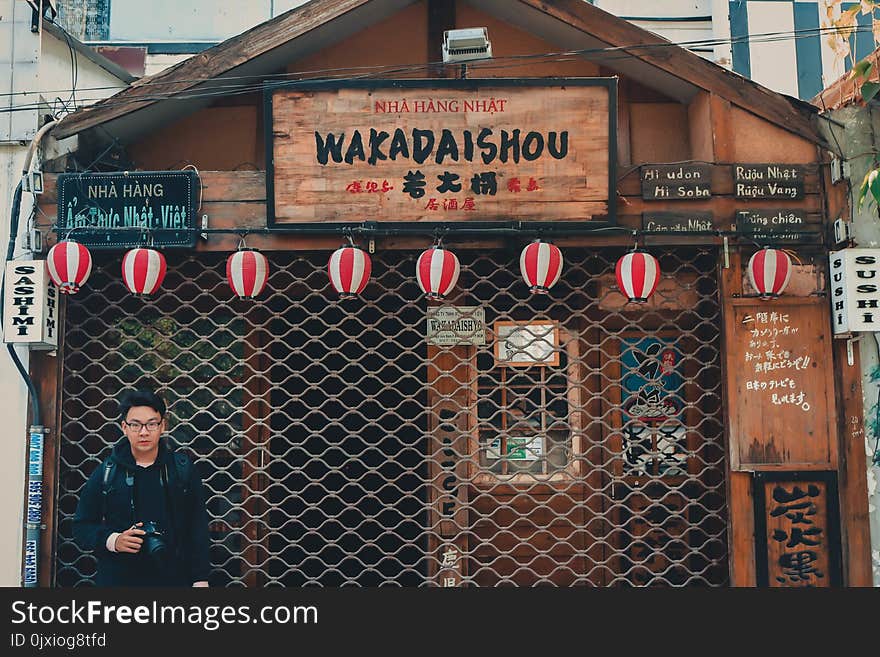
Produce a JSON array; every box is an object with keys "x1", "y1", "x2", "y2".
[{"x1": 139, "y1": 521, "x2": 168, "y2": 563}]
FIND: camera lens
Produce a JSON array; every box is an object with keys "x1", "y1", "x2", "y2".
[{"x1": 140, "y1": 521, "x2": 167, "y2": 561}]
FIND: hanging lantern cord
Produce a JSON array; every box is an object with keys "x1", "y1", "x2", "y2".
[
  {"x1": 781, "y1": 248, "x2": 803, "y2": 266},
  {"x1": 343, "y1": 227, "x2": 356, "y2": 248},
  {"x1": 237, "y1": 233, "x2": 248, "y2": 250}
]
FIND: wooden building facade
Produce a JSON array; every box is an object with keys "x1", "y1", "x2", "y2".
[{"x1": 32, "y1": 0, "x2": 871, "y2": 586}]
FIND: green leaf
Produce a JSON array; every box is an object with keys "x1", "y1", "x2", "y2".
[
  {"x1": 858, "y1": 168, "x2": 877, "y2": 210},
  {"x1": 851, "y1": 59, "x2": 874, "y2": 79},
  {"x1": 870, "y1": 166, "x2": 880, "y2": 205},
  {"x1": 862, "y1": 80, "x2": 880, "y2": 102},
  {"x1": 859, "y1": 167, "x2": 880, "y2": 211}
]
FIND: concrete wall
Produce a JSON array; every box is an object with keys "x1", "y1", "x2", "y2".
[
  {"x1": 595, "y1": 0, "x2": 715, "y2": 61},
  {"x1": 0, "y1": 10, "x2": 127, "y2": 586},
  {"x1": 821, "y1": 105, "x2": 880, "y2": 586}
]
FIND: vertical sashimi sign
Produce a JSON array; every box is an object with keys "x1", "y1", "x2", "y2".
[{"x1": 268, "y1": 81, "x2": 614, "y2": 226}]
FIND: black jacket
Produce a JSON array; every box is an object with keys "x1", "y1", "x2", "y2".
[{"x1": 73, "y1": 437, "x2": 211, "y2": 586}]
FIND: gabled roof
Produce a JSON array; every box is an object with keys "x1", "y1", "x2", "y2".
[
  {"x1": 54, "y1": 0, "x2": 825, "y2": 147},
  {"x1": 813, "y1": 44, "x2": 880, "y2": 111}
]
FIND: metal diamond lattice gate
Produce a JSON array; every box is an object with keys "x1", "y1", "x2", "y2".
[{"x1": 55, "y1": 246, "x2": 728, "y2": 586}]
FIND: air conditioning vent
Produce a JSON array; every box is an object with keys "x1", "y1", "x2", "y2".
[{"x1": 442, "y1": 28, "x2": 493, "y2": 63}]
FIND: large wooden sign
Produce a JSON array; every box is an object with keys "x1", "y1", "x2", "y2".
[
  {"x1": 725, "y1": 299, "x2": 837, "y2": 470},
  {"x1": 266, "y1": 80, "x2": 615, "y2": 228},
  {"x1": 753, "y1": 471, "x2": 841, "y2": 587}
]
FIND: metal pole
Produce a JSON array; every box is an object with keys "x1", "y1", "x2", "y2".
[{"x1": 7, "y1": 119, "x2": 55, "y2": 587}]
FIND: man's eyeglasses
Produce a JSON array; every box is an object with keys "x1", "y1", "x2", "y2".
[{"x1": 124, "y1": 420, "x2": 161, "y2": 432}]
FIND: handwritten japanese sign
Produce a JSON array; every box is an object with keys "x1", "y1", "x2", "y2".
[
  {"x1": 437, "y1": 544, "x2": 462, "y2": 588},
  {"x1": 753, "y1": 472, "x2": 841, "y2": 587},
  {"x1": 267, "y1": 80, "x2": 614, "y2": 226},
  {"x1": 726, "y1": 301, "x2": 836, "y2": 470},
  {"x1": 742, "y1": 311, "x2": 812, "y2": 412}
]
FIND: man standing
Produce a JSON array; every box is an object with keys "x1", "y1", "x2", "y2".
[{"x1": 73, "y1": 388, "x2": 211, "y2": 586}]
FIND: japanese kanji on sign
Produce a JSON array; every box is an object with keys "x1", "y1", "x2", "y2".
[
  {"x1": 266, "y1": 79, "x2": 615, "y2": 227},
  {"x1": 753, "y1": 472, "x2": 842, "y2": 587}
]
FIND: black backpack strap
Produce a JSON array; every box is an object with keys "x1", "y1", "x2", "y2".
[
  {"x1": 100, "y1": 459, "x2": 115, "y2": 525},
  {"x1": 161, "y1": 451, "x2": 193, "y2": 523},
  {"x1": 173, "y1": 452, "x2": 192, "y2": 496}
]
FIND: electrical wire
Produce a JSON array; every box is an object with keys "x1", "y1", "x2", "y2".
[
  {"x1": 1, "y1": 182, "x2": 40, "y2": 426},
  {"x1": 0, "y1": 21, "x2": 874, "y2": 113},
  {"x1": 873, "y1": 333, "x2": 880, "y2": 466}
]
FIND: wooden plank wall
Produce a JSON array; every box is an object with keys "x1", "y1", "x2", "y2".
[
  {"x1": 426, "y1": 342, "x2": 471, "y2": 586},
  {"x1": 724, "y1": 298, "x2": 838, "y2": 471}
]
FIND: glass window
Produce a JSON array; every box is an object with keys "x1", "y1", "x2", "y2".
[{"x1": 475, "y1": 327, "x2": 579, "y2": 481}]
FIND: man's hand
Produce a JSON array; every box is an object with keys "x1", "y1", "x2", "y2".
[{"x1": 114, "y1": 523, "x2": 145, "y2": 553}]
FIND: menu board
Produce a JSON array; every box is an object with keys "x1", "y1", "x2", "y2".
[
  {"x1": 733, "y1": 164, "x2": 805, "y2": 200},
  {"x1": 726, "y1": 300, "x2": 837, "y2": 470}
]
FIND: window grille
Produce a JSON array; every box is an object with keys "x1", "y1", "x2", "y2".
[{"x1": 56, "y1": 246, "x2": 728, "y2": 586}]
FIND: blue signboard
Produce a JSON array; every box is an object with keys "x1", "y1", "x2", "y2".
[
  {"x1": 56, "y1": 170, "x2": 198, "y2": 249},
  {"x1": 28, "y1": 430, "x2": 43, "y2": 476}
]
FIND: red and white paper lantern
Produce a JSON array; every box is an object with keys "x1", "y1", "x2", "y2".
[
  {"x1": 520, "y1": 240, "x2": 563, "y2": 294},
  {"x1": 328, "y1": 245, "x2": 372, "y2": 299},
  {"x1": 615, "y1": 251, "x2": 661, "y2": 303},
  {"x1": 121, "y1": 248, "x2": 166, "y2": 296},
  {"x1": 416, "y1": 246, "x2": 460, "y2": 300},
  {"x1": 747, "y1": 248, "x2": 792, "y2": 299},
  {"x1": 227, "y1": 249, "x2": 269, "y2": 298},
  {"x1": 46, "y1": 240, "x2": 92, "y2": 294}
]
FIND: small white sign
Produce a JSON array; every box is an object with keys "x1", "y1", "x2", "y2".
[
  {"x1": 3, "y1": 260, "x2": 58, "y2": 350},
  {"x1": 494, "y1": 321, "x2": 559, "y2": 366},
  {"x1": 426, "y1": 306, "x2": 486, "y2": 346},
  {"x1": 830, "y1": 248, "x2": 880, "y2": 335}
]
